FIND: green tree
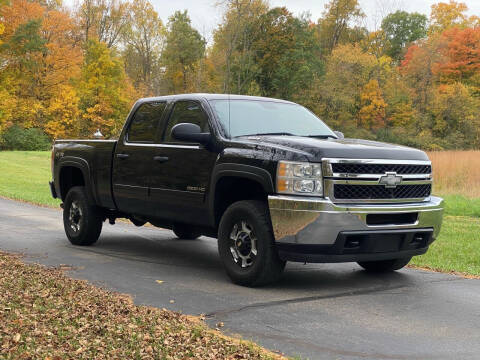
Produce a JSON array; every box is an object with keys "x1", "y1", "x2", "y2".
[
  {"x1": 251, "y1": 7, "x2": 322, "y2": 99},
  {"x1": 162, "y1": 10, "x2": 205, "y2": 93},
  {"x1": 1, "y1": 19, "x2": 46, "y2": 72},
  {"x1": 316, "y1": 0, "x2": 365, "y2": 55},
  {"x1": 381, "y1": 11, "x2": 427, "y2": 61},
  {"x1": 211, "y1": 0, "x2": 269, "y2": 94}
]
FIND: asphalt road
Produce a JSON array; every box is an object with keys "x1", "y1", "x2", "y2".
[{"x1": 1, "y1": 198, "x2": 479, "y2": 359}]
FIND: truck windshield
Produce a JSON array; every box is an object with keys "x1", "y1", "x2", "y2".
[{"x1": 209, "y1": 99, "x2": 336, "y2": 139}]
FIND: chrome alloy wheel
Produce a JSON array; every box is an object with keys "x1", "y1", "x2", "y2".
[
  {"x1": 229, "y1": 220, "x2": 258, "y2": 268},
  {"x1": 69, "y1": 201, "x2": 83, "y2": 233}
]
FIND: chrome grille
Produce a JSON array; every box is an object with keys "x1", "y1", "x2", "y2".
[
  {"x1": 331, "y1": 163, "x2": 431, "y2": 175},
  {"x1": 323, "y1": 159, "x2": 433, "y2": 203},
  {"x1": 334, "y1": 184, "x2": 432, "y2": 200}
]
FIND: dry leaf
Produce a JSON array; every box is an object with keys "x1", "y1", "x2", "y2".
[{"x1": 0, "y1": 251, "x2": 283, "y2": 360}]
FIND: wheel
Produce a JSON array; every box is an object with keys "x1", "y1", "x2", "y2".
[
  {"x1": 357, "y1": 257, "x2": 412, "y2": 273},
  {"x1": 218, "y1": 200, "x2": 286, "y2": 287},
  {"x1": 172, "y1": 224, "x2": 201, "y2": 240},
  {"x1": 63, "y1": 186, "x2": 103, "y2": 246}
]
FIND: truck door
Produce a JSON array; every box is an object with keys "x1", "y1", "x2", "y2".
[
  {"x1": 147, "y1": 100, "x2": 217, "y2": 225},
  {"x1": 112, "y1": 101, "x2": 167, "y2": 215}
]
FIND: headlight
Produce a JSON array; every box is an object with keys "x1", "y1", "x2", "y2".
[{"x1": 276, "y1": 161, "x2": 323, "y2": 196}]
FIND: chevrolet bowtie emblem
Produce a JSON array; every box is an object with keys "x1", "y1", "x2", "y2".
[{"x1": 378, "y1": 172, "x2": 403, "y2": 188}]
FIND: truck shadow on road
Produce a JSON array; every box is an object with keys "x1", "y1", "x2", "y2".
[{"x1": 70, "y1": 229, "x2": 417, "y2": 294}]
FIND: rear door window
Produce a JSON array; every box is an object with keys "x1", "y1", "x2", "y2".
[{"x1": 127, "y1": 102, "x2": 167, "y2": 143}]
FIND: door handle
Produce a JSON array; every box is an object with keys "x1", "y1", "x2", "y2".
[
  {"x1": 116, "y1": 153, "x2": 129, "y2": 159},
  {"x1": 153, "y1": 156, "x2": 169, "y2": 163}
]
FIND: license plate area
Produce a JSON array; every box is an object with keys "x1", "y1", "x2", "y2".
[{"x1": 366, "y1": 212, "x2": 418, "y2": 226}]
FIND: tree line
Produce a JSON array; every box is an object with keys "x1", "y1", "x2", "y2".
[{"x1": 0, "y1": 0, "x2": 479, "y2": 150}]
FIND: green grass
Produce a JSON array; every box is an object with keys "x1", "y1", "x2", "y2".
[
  {"x1": 441, "y1": 194, "x2": 480, "y2": 217},
  {"x1": 0, "y1": 151, "x2": 60, "y2": 207},
  {"x1": 411, "y1": 216, "x2": 480, "y2": 276},
  {"x1": 0, "y1": 151, "x2": 479, "y2": 277}
]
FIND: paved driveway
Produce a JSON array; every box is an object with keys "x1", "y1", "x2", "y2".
[{"x1": 1, "y1": 198, "x2": 479, "y2": 359}]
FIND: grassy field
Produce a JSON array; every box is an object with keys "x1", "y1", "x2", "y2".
[
  {"x1": 411, "y1": 216, "x2": 480, "y2": 276},
  {"x1": 428, "y1": 150, "x2": 480, "y2": 198},
  {"x1": 0, "y1": 151, "x2": 479, "y2": 277},
  {"x1": 0, "y1": 151, "x2": 60, "y2": 207}
]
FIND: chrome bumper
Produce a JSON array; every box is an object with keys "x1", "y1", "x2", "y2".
[{"x1": 268, "y1": 195, "x2": 444, "y2": 245}]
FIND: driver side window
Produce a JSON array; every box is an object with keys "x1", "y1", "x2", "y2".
[{"x1": 163, "y1": 101, "x2": 209, "y2": 143}]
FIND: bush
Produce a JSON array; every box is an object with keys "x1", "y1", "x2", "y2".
[{"x1": 0, "y1": 125, "x2": 51, "y2": 151}]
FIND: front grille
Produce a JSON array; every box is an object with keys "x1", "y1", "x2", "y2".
[
  {"x1": 334, "y1": 184, "x2": 431, "y2": 200},
  {"x1": 331, "y1": 163, "x2": 431, "y2": 175}
]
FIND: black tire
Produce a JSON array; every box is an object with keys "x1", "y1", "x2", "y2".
[
  {"x1": 172, "y1": 224, "x2": 201, "y2": 240},
  {"x1": 63, "y1": 186, "x2": 103, "y2": 246},
  {"x1": 218, "y1": 200, "x2": 286, "y2": 287},
  {"x1": 357, "y1": 257, "x2": 412, "y2": 273}
]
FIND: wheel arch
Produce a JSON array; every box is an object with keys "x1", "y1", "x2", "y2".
[
  {"x1": 209, "y1": 163, "x2": 275, "y2": 227},
  {"x1": 57, "y1": 158, "x2": 96, "y2": 204}
]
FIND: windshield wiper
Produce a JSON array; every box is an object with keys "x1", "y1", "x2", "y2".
[
  {"x1": 308, "y1": 134, "x2": 338, "y2": 139},
  {"x1": 235, "y1": 132, "x2": 295, "y2": 137}
]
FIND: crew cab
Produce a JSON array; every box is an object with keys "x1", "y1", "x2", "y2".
[{"x1": 50, "y1": 94, "x2": 444, "y2": 286}]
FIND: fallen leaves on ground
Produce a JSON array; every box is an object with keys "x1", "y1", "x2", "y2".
[{"x1": 0, "y1": 252, "x2": 283, "y2": 359}]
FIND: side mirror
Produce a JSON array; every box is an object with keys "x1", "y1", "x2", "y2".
[
  {"x1": 334, "y1": 131, "x2": 344, "y2": 139},
  {"x1": 171, "y1": 123, "x2": 211, "y2": 145}
]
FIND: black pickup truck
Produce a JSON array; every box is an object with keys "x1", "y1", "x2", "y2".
[{"x1": 50, "y1": 94, "x2": 444, "y2": 286}]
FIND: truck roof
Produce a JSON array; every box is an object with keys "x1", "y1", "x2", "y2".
[{"x1": 137, "y1": 93, "x2": 295, "y2": 104}]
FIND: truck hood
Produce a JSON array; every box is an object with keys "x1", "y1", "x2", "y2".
[{"x1": 240, "y1": 136, "x2": 429, "y2": 161}]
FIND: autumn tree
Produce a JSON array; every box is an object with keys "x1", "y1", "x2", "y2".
[
  {"x1": 316, "y1": 0, "x2": 365, "y2": 55},
  {"x1": 381, "y1": 11, "x2": 427, "y2": 61},
  {"x1": 0, "y1": 1, "x2": 4, "y2": 45},
  {"x1": 316, "y1": 44, "x2": 379, "y2": 132},
  {"x1": 400, "y1": 38, "x2": 445, "y2": 114},
  {"x1": 361, "y1": 30, "x2": 388, "y2": 58},
  {"x1": 78, "y1": 40, "x2": 135, "y2": 138},
  {"x1": 122, "y1": 0, "x2": 164, "y2": 95},
  {"x1": 162, "y1": 10, "x2": 205, "y2": 93},
  {"x1": 429, "y1": 0, "x2": 479, "y2": 34},
  {"x1": 429, "y1": 83, "x2": 480, "y2": 148},
  {"x1": 382, "y1": 67, "x2": 417, "y2": 129},
  {"x1": 358, "y1": 79, "x2": 387, "y2": 130},
  {"x1": 77, "y1": 0, "x2": 130, "y2": 48},
  {"x1": 432, "y1": 27, "x2": 480, "y2": 95},
  {"x1": 0, "y1": 0, "x2": 82, "y2": 133},
  {"x1": 0, "y1": 1, "x2": 11, "y2": 132}
]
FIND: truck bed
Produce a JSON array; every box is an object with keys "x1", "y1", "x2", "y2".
[{"x1": 53, "y1": 140, "x2": 117, "y2": 209}]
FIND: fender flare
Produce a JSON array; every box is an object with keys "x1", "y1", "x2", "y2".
[
  {"x1": 56, "y1": 157, "x2": 97, "y2": 205},
  {"x1": 207, "y1": 163, "x2": 275, "y2": 225}
]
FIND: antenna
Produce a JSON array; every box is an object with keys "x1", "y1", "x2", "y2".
[{"x1": 228, "y1": 92, "x2": 231, "y2": 139}]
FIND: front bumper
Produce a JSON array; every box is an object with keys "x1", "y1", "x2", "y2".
[{"x1": 268, "y1": 195, "x2": 444, "y2": 263}]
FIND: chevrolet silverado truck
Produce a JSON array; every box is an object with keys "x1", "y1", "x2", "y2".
[{"x1": 50, "y1": 94, "x2": 444, "y2": 286}]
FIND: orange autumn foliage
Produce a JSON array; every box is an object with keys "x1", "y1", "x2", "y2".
[{"x1": 433, "y1": 27, "x2": 480, "y2": 90}]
